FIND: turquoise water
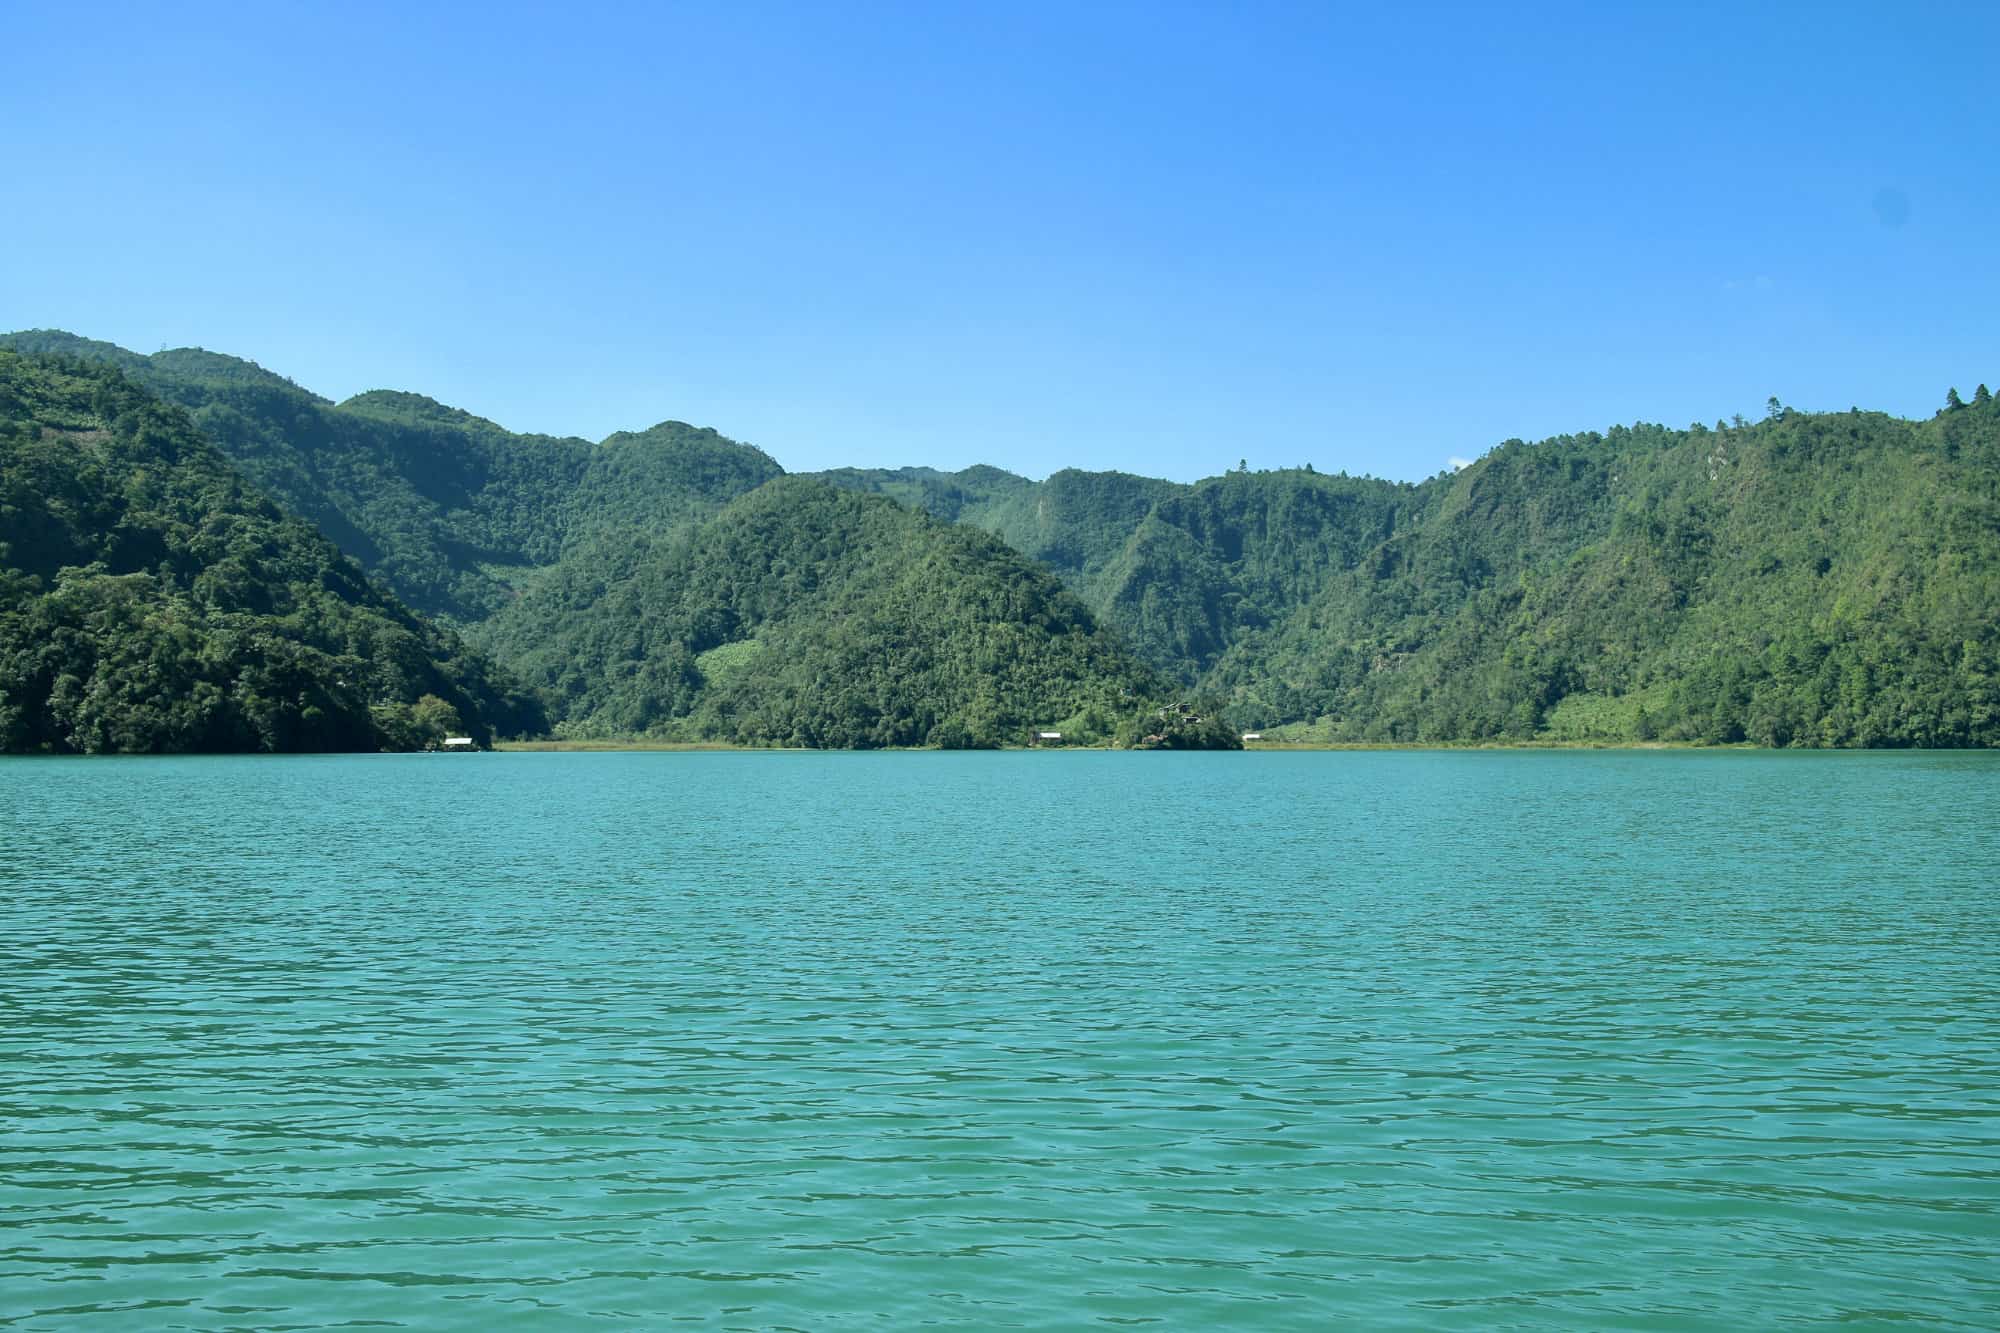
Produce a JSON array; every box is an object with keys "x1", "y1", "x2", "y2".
[{"x1": 2, "y1": 751, "x2": 1996, "y2": 1329}]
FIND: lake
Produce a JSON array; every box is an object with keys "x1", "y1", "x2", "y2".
[{"x1": 2, "y1": 750, "x2": 1996, "y2": 1328}]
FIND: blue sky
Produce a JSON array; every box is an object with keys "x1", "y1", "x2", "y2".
[{"x1": 4, "y1": 2, "x2": 1995, "y2": 481}]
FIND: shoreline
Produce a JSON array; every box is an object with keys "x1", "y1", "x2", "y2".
[
  {"x1": 494, "y1": 739, "x2": 778, "y2": 752},
  {"x1": 494, "y1": 738, "x2": 1774, "y2": 754}
]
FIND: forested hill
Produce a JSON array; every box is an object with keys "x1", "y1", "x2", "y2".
[
  {"x1": 0, "y1": 331, "x2": 782, "y2": 623},
  {"x1": 1214, "y1": 401, "x2": 2000, "y2": 746},
  {"x1": 472, "y1": 477, "x2": 1224, "y2": 748},
  {"x1": 0, "y1": 351, "x2": 546, "y2": 753},
  {"x1": 811, "y1": 464, "x2": 1418, "y2": 685},
  {"x1": 7, "y1": 329, "x2": 1996, "y2": 749},
  {"x1": 816, "y1": 402, "x2": 2000, "y2": 747}
]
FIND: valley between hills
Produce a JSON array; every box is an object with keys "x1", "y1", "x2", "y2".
[{"x1": 4, "y1": 329, "x2": 1997, "y2": 753}]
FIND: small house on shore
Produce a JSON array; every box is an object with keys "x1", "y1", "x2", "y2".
[
  {"x1": 1030, "y1": 730, "x2": 1064, "y2": 746},
  {"x1": 441, "y1": 736, "x2": 477, "y2": 751}
]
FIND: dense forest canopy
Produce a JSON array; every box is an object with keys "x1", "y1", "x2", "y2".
[
  {"x1": 0, "y1": 331, "x2": 782, "y2": 624},
  {"x1": 814, "y1": 406, "x2": 2000, "y2": 747},
  {"x1": 0, "y1": 351, "x2": 545, "y2": 753},
  {"x1": 476, "y1": 478, "x2": 1193, "y2": 748},
  {"x1": 4, "y1": 329, "x2": 1996, "y2": 751},
  {"x1": 1205, "y1": 405, "x2": 2000, "y2": 746}
]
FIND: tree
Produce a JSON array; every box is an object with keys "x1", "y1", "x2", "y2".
[
  {"x1": 1946, "y1": 387, "x2": 1965, "y2": 411},
  {"x1": 0, "y1": 351, "x2": 542, "y2": 756},
  {"x1": 411, "y1": 694, "x2": 462, "y2": 746},
  {"x1": 1976, "y1": 384, "x2": 1992, "y2": 407},
  {"x1": 1766, "y1": 396, "x2": 1783, "y2": 420}
]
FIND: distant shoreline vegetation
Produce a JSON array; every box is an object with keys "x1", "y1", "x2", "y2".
[
  {"x1": 491, "y1": 734, "x2": 1967, "y2": 754},
  {"x1": 5, "y1": 331, "x2": 1998, "y2": 756},
  {"x1": 487, "y1": 738, "x2": 1796, "y2": 754}
]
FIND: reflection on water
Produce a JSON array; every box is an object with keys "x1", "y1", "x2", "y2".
[{"x1": 3, "y1": 751, "x2": 1997, "y2": 1328}]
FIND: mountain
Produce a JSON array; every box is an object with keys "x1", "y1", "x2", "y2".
[
  {"x1": 3, "y1": 332, "x2": 1428, "y2": 710},
  {"x1": 8, "y1": 330, "x2": 1996, "y2": 750},
  {"x1": 0, "y1": 333, "x2": 1225, "y2": 751},
  {"x1": 815, "y1": 465, "x2": 1176, "y2": 599},
  {"x1": 474, "y1": 477, "x2": 1207, "y2": 748},
  {"x1": 0, "y1": 332, "x2": 783, "y2": 624},
  {"x1": 0, "y1": 350, "x2": 546, "y2": 753},
  {"x1": 1214, "y1": 405, "x2": 2000, "y2": 746},
  {"x1": 814, "y1": 463, "x2": 1422, "y2": 683},
  {"x1": 819, "y1": 405, "x2": 2000, "y2": 747}
]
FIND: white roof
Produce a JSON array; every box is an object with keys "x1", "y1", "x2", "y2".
[
  {"x1": 442, "y1": 736, "x2": 475, "y2": 746},
  {"x1": 1037, "y1": 731, "x2": 1062, "y2": 738}
]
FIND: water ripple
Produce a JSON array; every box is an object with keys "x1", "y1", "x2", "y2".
[{"x1": 3, "y1": 751, "x2": 1997, "y2": 1328}]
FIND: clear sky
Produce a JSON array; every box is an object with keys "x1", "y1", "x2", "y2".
[{"x1": 4, "y1": 2, "x2": 1995, "y2": 481}]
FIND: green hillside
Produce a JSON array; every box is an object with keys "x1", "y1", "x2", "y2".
[
  {"x1": 814, "y1": 464, "x2": 1178, "y2": 602},
  {"x1": 821, "y1": 405, "x2": 2000, "y2": 748},
  {"x1": 817, "y1": 462, "x2": 1423, "y2": 685},
  {"x1": 1217, "y1": 403, "x2": 2000, "y2": 746},
  {"x1": 7, "y1": 330, "x2": 1995, "y2": 750},
  {"x1": 0, "y1": 332, "x2": 782, "y2": 624},
  {"x1": 475, "y1": 478, "x2": 1212, "y2": 748},
  {"x1": 807, "y1": 463, "x2": 1037, "y2": 526},
  {"x1": 0, "y1": 351, "x2": 546, "y2": 753}
]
